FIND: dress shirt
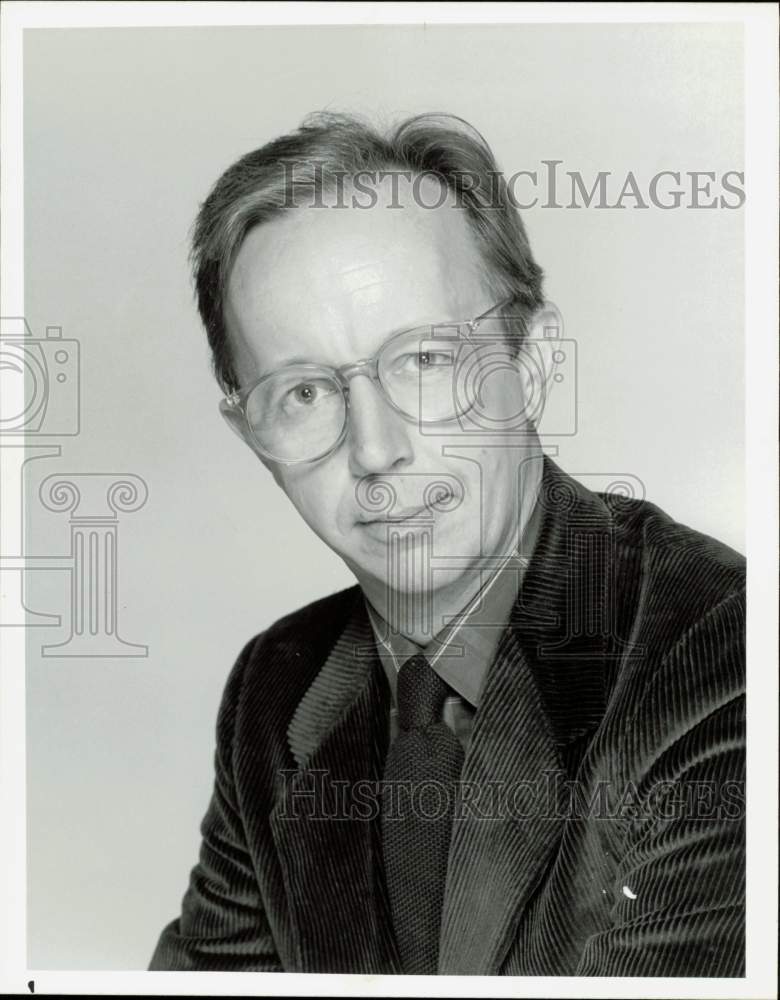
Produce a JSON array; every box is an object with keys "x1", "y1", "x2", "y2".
[{"x1": 365, "y1": 495, "x2": 542, "y2": 750}]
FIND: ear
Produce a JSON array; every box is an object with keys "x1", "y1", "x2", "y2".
[
  {"x1": 514, "y1": 299, "x2": 565, "y2": 429},
  {"x1": 219, "y1": 397, "x2": 247, "y2": 441}
]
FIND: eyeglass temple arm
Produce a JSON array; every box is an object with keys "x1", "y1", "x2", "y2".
[{"x1": 468, "y1": 295, "x2": 516, "y2": 331}]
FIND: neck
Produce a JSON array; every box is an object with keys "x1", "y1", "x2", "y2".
[{"x1": 356, "y1": 452, "x2": 543, "y2": 645}]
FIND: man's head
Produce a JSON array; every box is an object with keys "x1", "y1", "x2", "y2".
[{"x1": 192, "y1": 113, "x2": 551, "y2": 613}]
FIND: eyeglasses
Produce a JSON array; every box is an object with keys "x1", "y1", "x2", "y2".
[{"x1": 220, "y1": 298, "x2": 513, "y2": 465}]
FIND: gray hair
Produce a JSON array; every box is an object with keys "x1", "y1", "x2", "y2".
[{"x1": 191, "y1": 111, "x2": 545, "y2": 394}]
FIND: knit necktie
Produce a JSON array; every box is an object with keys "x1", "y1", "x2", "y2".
[{"x1": 381, "y1": 653, "x2": 466, "y2": 974}]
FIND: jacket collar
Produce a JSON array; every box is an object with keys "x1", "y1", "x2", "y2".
[
  {"x1": 285, "y1": 591, "x2": 380, "y2": 768},
  {"x1": 508, "y1": 454, "x2": 611, "y2": 748},
  {"x1": 364, "y1": 490, "x2": 543, "y2": 709}
]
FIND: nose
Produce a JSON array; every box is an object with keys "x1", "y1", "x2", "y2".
[{"x1": 346, "y1": 374, "x2": 414, "y2": 477}]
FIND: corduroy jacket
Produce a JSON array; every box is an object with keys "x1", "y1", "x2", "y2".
[{"x1": 150, "y1": 458, "x2": 745, "y2": 976}]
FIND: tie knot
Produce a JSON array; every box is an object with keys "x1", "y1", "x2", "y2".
[{"x1": 396, "y1": 653, "x2": 450, "y2": 730}]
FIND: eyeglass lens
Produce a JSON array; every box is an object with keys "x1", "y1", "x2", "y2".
[{"x1": 244, "y1": 321, "x2": 508, "y2": 462}]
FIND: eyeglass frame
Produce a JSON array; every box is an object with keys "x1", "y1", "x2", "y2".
[{"x1": 219, "y1": 296, "x2": 515, "y2": 466}]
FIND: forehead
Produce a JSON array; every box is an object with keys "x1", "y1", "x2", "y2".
[{"x1": 223, "y1": 176, "x2": 489, "y2": 373}]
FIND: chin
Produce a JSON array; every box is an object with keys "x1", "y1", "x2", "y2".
[{"x1": 354, "y1": 531, "x2": 483, "y2": 589}]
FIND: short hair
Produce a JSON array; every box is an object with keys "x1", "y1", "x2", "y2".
[{"x1": 191, "y1": 111, "x2": 545, "y2": 394}]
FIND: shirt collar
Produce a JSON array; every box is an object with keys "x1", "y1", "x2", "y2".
[{"x1": 365, "y1": 490, "x2": 543, "y2": 709}]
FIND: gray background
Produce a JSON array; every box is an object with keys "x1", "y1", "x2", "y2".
[{"x1": 23, "y1": 24, "x2": 743, "y2": 968}]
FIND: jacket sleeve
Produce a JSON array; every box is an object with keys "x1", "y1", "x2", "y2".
[
  {"x1": 148, "y1": 636, "x2": 283, "y2": 971},
  {"x1": 575, "y1": 591, "x2": 746, "y2": 977}
]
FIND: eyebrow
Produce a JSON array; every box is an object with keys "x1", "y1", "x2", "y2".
[{"x1": 266, "y1": 355, "x2": 331, "y2": 369}]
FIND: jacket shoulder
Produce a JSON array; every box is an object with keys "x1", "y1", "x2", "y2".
[
  {"x1": 262, "y1": 584, "x2": 363, "y2": 643},
  {"x1": 596, "y1": 495, "x2": 745, "y2": 755},
  {"x1": 591, "y1": 493, "x2": 745, "y2": 732},
  {"x1": 602, "y1": 493, "x2": 744, "y2": 614},
  {"x1": 217, "y1": 585, "x2": 363, "y2": 729},
  {"x1": 206, "y1": 584, "x2": 364, "y2": 800}
]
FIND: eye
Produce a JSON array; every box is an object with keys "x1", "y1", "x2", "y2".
[
  {"x1": 394, "y1": 350, "x2": 454, "y2": 374},
  {"x1": 292, "y1": 383, "x2": 317, "y2": 404},
  {"x1": 282, "y1": 379, "x2": 337, "y2": 410}
]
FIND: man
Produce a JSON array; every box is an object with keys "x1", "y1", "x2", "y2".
[{"x1": 149, "y1": 112, "x2": 745, "y2": 976}]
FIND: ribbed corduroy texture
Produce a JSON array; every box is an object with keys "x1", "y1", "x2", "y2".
[
  {"x1": 381, "y1": 655, "x2": 465, "y2": 973},
  {"x1": 149, "y1": 456, "x2": 745, "y2": 976}
]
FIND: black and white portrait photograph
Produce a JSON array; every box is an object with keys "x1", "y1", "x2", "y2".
[{"x1": 0, "y1": 3, "x2": 777, "y2": 997}]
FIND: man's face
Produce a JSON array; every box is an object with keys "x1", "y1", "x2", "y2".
[{"x1": 224, "y1": 179, "x2": 536, "y2": 601}]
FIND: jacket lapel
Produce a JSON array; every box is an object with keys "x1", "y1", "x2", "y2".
[
  {"x1": 438, "y1": 626, "x2": 569, "y2": 974},
  {"x1": 268, "y1": 592, "x2": 400, "y2": 973},
  {"x1": 439, "y1": 456, "x2": 612, "y2": 974}
]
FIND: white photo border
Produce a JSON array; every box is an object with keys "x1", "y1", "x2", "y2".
[{"x1": 1, "y1": 2, "x2": 776, "y2": 997}]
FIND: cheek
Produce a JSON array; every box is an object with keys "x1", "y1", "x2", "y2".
[
  {"x1": 455, "y1": 448, "x2": 515, "y2": 514},
  {"x1": 276, "y1": 464, "x2": 352, "y2": 538},
  {"x1": 488, "y1": 367, "x2": 526, "y2": 421}
]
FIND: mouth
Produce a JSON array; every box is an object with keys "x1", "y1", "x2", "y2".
[
  {"x1": 358, "y1": 489, "x2": 453, "y2": 526},
  {"x1": 360, "y1": 507, "x2": 426, "y2": 525}
]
